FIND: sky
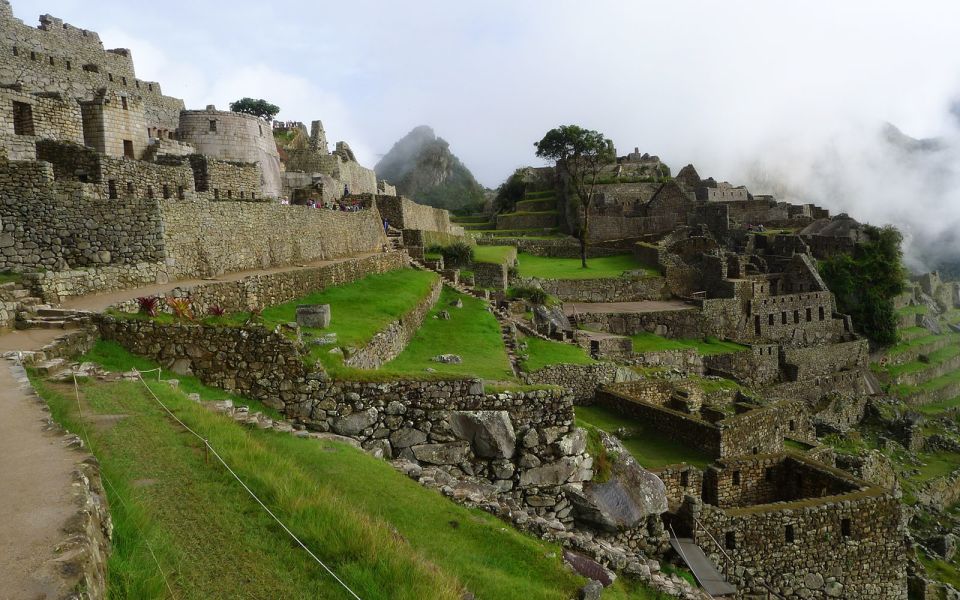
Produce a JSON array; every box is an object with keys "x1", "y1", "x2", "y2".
[{"x1": 12, "y1": 0, "x2": 960, "y2": 268}]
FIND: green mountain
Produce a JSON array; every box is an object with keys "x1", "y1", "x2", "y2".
[{"x1": 375, "y1": 125, "x2": 485, "y2": 211}]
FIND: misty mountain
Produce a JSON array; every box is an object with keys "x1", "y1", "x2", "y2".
[{"x1": 375, "y1": 126, "x2": 486, "y2": 211}]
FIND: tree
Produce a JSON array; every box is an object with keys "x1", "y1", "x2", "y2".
[
  {"x1": 820, "y1": 225, "x2": 906, "y2": 346},
  {"x1": 534, "y1": 125, "x2": 615, "y2": 267},
  {"x1": 228, "y1": 97, "x2": 280, "y2": 121}
]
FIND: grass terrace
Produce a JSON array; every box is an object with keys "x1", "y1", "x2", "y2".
[
  {"x1": 473, "y1": 245, "x2": 517, "y2": 265},
  {"x1": 629, "y1": 332, "x2": 747, "y2": 356},
  {"x1": 383, "y1": 287, "x2": 514, "y2": 381},
  {"x1": 575, "y1": 404, "x2": 713, "y2": 469},
  {"x1": 897, "y1": 304, "x2": 930, "y2": 317},
  {"x1": 33, "y1": 342, "x2": 665, "y2": 600},
  {"x1": 517, "y1": 253, "x2": 658, "y2": 280},
  {"x1": 520, "y1": 336, "x2": 597, "y2": 372}
]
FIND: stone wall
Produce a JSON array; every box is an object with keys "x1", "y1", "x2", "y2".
[
  {"x1": 375, "y1": 195, "x2": 464, "y2": 235},
  {"x1": 570, "y1": 306, "x2": 704, "y2": 339},
  {"x1": 25, "y1": 261, "x2": 168, "y2": 302},
  {"x1": 703, "y1": 345, "x2": 780, "y2": 387},
  {"x1": 0, "y1": 86, "x2": 84, "y2": 159},
  {"x1": 515, "y1": 275, "x2": 669, "y2": 303},
  {"x1": 496, "y1": 211, "x2": 559, "y2": 230},
  {"x1": 474, "y1": 261, "x2": 508, "y2": 290},
  {"x1": 522, "y1": 363, "x2": 635, "y2": 404},
  {"x1": 345, "y1": 278, "x2": 442, "y2": 369},
  {"x1": 115, "y1": 253, "x2": 407, "y2": 315},
  {"x1": 159, "y1": 201, "x2": 388, "y2": 278},
  {"x1": 653, "y1": 464, "x2": 703, "y2": 506},
  {"x1": 188, "y1": 154, "x2": 262, "y2": 202},
  {"x1": 96, "y1": 315, "x2": 592, "y2": 510},
  {"x1": 781, "y1": 339, "x2": 868, "y2": 381},
  {"x1": 0, "y1": 155, "x2": 166, "y2": 270}
]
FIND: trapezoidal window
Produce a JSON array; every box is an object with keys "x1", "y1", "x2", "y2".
[
  {"x1": 209, "y1": 119, "x2": 217, "y2": 132},
  {"x1": 121, "y1": 96, "x2": 128, "y2": 110},
  {"x1": 107, "y1": 180, "x2": 118, "y2": 200},
  {"x1": 123, "y1": 140, "x2": 134, "y2": 159},
  {"x1": 126, "y1": 182, "x2": 134, "y2": 195},
  {"x1": 725, "y1": 531, "x2": 736, "y2": 550},
  {"x1": 177, "y1": 186, "x2": 185, "y2": 200},
  {"x1": 12, "y1": 101, "x2": 34, "y2": 136},
  {"x1": 841, "y1": 518, "x2": 851, "y2": 538},
  {"x1": 732, "y1": 471, "x2": 741, "y2": 486},
  {"x1": 162, "y1": 184, "x2": 171, "y2": 199},
  {"x1": 785, "y1": 524, "x2": 795, "y2": 544},
  {"x1": 680, "y1": 471, "x2": 690, "y2": 487},
  {"x1": 819, "y1": 306, "x2": 825, "y2": 321}
]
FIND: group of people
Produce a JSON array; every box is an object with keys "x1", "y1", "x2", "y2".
[{"x1": 746, "y1": 223, "x2": 766, "y2": 232}]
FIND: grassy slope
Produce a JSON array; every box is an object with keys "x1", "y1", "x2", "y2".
[
  {"x1": 37, "y1": 342, "x2": 665, "y2": 599},
  {"x1": 521, "y1": 336, "x2": 597, "y2": 372},
  {"x1": 630, "y1": 332, "x2": 746, "y2": 356},
  {"x1": 383, "y1": 287, "x2": 514, "y2": 381},
  {"x1": 517, "y1": 253, "x2": 658, "y2": 279},
  {"x1": 576, "y1": 404, "x2": 713, "y2": 469}
]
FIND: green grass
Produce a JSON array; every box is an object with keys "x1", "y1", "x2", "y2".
[
  {"x1": 523, "y1": 190, "x2": 557, "y2": 199},
  {"x1": 474, "y1": 229, "x2": 562, "y2": 238},
  {"x1": 472, "y1": 245, "x2": 516, "y2": 265},
  {"x1": 897, "y1": 304, "x2": 929, "y2": 316},
  {"x1": 914, "y1": 451, "x2": 960, "y2": 482},
  {"x1": 897, "y1": 326, "x2": 930, "y2": 342},
  {"x1": 576, "y1": 404, "x2": 713, "y2": 469},
  {"x1": 37, "y1": 343, "x2": 668, "y2": 599},
  {"x1": 0, "y1": 270, "x2": 23, "y2": 284},
  {"x1": 517, "y1": 253, "x2": 658, "y2": 280},
  {"x1": 382, "y1": 287, "x2": 514, "y2": 381},
  {"x1": 520, "y1": 336, "x2": 597, "y2": 372},
  {"x1": 917, "y1": 396, "x2": 960, "y2": 416},
  {"x1": 251, "y1": 269, "x2": 438, "y2": 374},
  {"x1": 630, "y1": 332, "x2": 747, "y2": 356}
]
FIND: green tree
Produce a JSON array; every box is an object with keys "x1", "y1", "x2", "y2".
[
  {"x1": 820, "y1": 225, "x2": 906, "y2": 346},
  {"x1": 228, "y1": 97, "x2": 280, "y2": 121},
  {"x1": 534, "y1": 125, "x2": 615, "y2": 267},
  {"x1": 494, "y1": 168, "x2": 527, "y2": 214}
]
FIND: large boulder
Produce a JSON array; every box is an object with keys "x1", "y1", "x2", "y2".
[
  {"x1": 330, "y1": 408, "x2": 378, "y2": 436},
  {"x1": 566, "y1": 432, "x2": 667, "y2": 532},
  {"x1": 449, "y1": 411, "x2": 516, "y2": 459},
  {"x1": 519, "y1": 456, "x2": 581, "y2": 487},
  {"x1": 533, "y1": 304, "x2": 573, "y2": 338}
]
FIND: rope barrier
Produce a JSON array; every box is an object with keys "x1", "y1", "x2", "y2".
[
  {"x1": 130, "y1": 368, "x2": 363, "y2": 600},
  {"x1": 69, "y1": 373, "x2": 177, "y2": 600}
]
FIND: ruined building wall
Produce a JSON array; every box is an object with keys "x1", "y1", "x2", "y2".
[
  {"x1": 0, "y1": 3, "x2": 184, "y2": 133},
  {"x1": 375, "y1": 195, "x2": 465, "y2": 235},
  {"x1": 159, "y1": 201, "x2": 388, "y2": 279},
  {"x1": 187, "y1": 154, "x2": 262, "y2": 202},
  {"x1": 79, "y1": 88, "x2": 147, "y2": 159},
  {"x1": 0, "y1": 86, "x2": 84, "y2": 159},
  {"x1": 0, "y1": 154, "x2": 166, "y2": 270},
  {"x1": 177, "y1": 109, "x2": 282, "y2": 199}
]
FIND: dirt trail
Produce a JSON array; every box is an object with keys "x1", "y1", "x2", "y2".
[{"x1": 0, "y1": 360, "x2": 79, "y2": 599}]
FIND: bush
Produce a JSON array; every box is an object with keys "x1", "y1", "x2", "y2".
[
  {"x1": 819, "y1": 225, "x2": 905, "y2": 346},
  {"x1": 509, "y1": 286, "x2": 548, "y2": 306},
  {"x1": 441, "y1": 242, "x2": 474, "y2": 268},
  {"x1": 136, "y1": 296, "x2": 159, "y2": 317},
  {"x1": 166, "y1": 297, "x2": 194, "y2": 321}
]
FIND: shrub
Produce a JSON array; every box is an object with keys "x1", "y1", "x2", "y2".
[
  {"x1": 136, "y1": 296, "x2": 159, "y2": 317},
  {"x1": 509, "y1": 286, "x2": 548, "y2": 306},
  {"x1": 207, "y1": 305, "x2": 226, "y2": 317},
  {"x1": 166, "y1": 297, "x2": 194, "y2": 321},
  {"x1": 441, "y1": 242, "x2": 474, "y2": 268}
]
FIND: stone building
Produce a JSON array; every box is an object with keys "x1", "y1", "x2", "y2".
[{"x1": 177, "y1": 106, "x2": 281, "y2": 199}]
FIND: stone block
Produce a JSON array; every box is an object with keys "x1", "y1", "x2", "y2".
[{"x1": 296, "y1": 304, "x2": 331, "y2": 328}]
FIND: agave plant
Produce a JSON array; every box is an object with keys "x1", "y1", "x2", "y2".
[
  {"x1": 207, "y1": 304, "x2": 226, "y2": 317},
  {"x1": 166, "y1": 296, "x2": 194, "y2": 321},
  {"x1": 136, "y1": 296, "x2": 159, "y2": 317}
]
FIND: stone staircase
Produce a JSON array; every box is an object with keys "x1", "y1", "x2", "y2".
[
  {"x1": 386, "y1": 227, "x2": 404, "y2": 251},
  {"x1": 17, "y1": 307, "x2": 93, "y2": 331}
]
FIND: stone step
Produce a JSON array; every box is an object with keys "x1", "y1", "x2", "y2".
[
  {"x1": 34, "y1": 358, "x2": 68, "y2": 376},
  {"x1": 10, "y1": 288, "x2": 32, "y2": 299},
  {"x1": 36, "y1": 308, "x2": 90, "y2": 318},
  {"x1": 16, "y1": 319, "x2": 74, "y2": 330}
]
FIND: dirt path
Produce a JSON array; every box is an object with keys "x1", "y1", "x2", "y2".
[{"x1": 0, "y1": 360, "x2": 80, "y2": 599}]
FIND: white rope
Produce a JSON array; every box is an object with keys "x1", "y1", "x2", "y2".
[
  {"x1": 131, "y1": 369, "x2": 363, "y2": 600},
  {"x1": 70, "y1": 374, "x2": 177, "y2": 600}
]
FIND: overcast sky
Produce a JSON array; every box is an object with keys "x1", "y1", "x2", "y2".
[{"x1": 12, "y1": 0, "x2": 960, "y2": 267}]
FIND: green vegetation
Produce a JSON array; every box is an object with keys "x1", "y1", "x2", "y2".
[
  {"x1": 896, "y1": 304, "x2": 929, "y2": 317},
  {"x1": 0, "y1": 270, "x2": 22, "y2": 284},
  {"x1": 508, "y1": 285, "x2": 551, "y2": 306},
  {"x1": 576, "y1": 404, "x2": 712, "y2": 469},
  {"x1": 257, "y1": 269, "x2": 438, "y2": 374},
  {"x1": 819, "y1": 225, "x2": 906, "y2": 346},
  {"x1": 228, "y1": 97, "x2": 279, "y2": 120},
  {"x1": 517, "y1": 253, "x2": 657, "y2": 280},
  {"x1": 629, "y1": 332, "x2": 746, "y2": 356},
  {"x1": 520, "y1": 336, "x2": 597, "y2": 372},
  {"x1": 426, "y1": 241, "x2": 474, "y2": 267},
  {"x1": 33, "y1": 341, "x2": 662, "y2": 600},
  {"x1": 384, "y1": 287, "x2": 514, "y2": 381},
  {"x1": 534, "y1": 124, "x2": 616, "y2": 268},
  {"x1": 473, "y1": 245, "x2": 516, "y2": 265}
]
